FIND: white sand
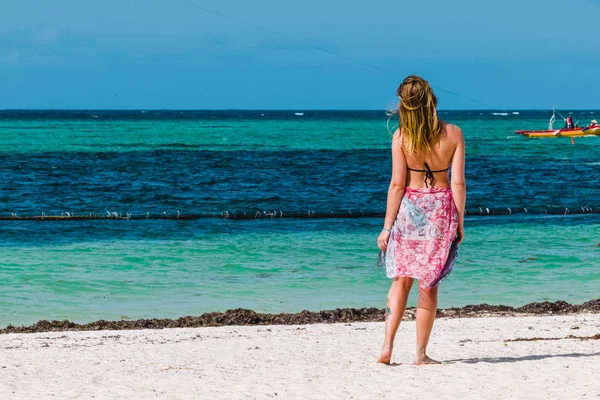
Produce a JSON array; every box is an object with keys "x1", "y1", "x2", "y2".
[{"x1": 0, "y1": 314, "x2": 598, "y2": 399}]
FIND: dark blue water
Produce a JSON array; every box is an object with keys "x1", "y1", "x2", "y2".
[{"x1": 1, "y1": 150, "x2": 599, "y2": 215}]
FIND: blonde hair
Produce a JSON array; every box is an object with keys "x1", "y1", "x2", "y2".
[{"x1": 395, "y1": 75, "x2": 443, "y2": 153}]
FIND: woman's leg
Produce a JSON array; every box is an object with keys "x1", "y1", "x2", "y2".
[
  {"x1": 378, "y1": 277, "x2": 413, "y2": 364},
  {"x1": 415, "y1": 285, "x2": 440, "y2": 365}
]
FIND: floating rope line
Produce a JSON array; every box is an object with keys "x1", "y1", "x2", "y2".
[{"x1": 1, "y1": 206, "x2": 598, "y2": 221}]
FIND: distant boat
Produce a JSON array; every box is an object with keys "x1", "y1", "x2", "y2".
[
  {"x1": 516, "y1": 128, "x2": 586, "y2": 138},
  {"x1": 515, "y1": 108, "x2": 600, "y2": 138},
  {"x1": 294, "y1": 112, "x2": 304, "y2": 116}
]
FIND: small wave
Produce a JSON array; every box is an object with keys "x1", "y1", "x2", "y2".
[
  {"x1": 162, "y1": 143, "x2": 202, "y2": 148},
  {"x1": 111, "y1": 143, "x2": 150, "y2": 147},
  {"x1": 199, "y1": 125, "x2": 234, "y2": 128},
  {"x1": 0, "y1": 125, "x2": 49, "y2": 130},
  {"x1": 491, "y1": 112, "x2": 509, "y2": 116},
  {"x1": 294, "y1": 112, "x2": 304, "y2": 116},
  {"x1": 512, "y1": 112, "x2": 520, "y2": 115}
]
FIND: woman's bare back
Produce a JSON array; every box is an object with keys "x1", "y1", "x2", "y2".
[{"x1": 399, "y1": 122, "x2": 460, "y2": 189}]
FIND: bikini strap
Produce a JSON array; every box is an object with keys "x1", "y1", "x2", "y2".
[{"x1": 406, "y1": 163, "x2": 449, "y2": 188}]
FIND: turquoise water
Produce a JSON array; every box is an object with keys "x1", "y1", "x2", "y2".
[{"x1": 1, "y1": 110, "x2": 599, "y2": 326}]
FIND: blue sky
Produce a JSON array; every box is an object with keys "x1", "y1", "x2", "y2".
[{"x1": 1, "y1": 0, "x2": 599, "y2": 109}]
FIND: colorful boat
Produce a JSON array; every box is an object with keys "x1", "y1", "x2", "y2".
[
  {"x1": 515, "y1": 128, "x2": 585, "y2": 138},
  {"x1": 515, "y1": 109, "x2": 600, "y2": 138}
]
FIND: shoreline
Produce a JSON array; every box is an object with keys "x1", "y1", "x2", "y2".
[{"x1": 2, "y1": 299, "x2": 598, "y2": 334}]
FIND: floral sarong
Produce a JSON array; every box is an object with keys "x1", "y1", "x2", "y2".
[{"x1": 385, "y1": 187, "x2": 459, "y2": 288}]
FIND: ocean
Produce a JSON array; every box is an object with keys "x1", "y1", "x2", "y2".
[{"x1": 1, "y1": 110, "x2": 599, "y2": 327}]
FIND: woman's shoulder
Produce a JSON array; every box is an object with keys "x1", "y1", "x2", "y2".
[
  {"x1": 391, "y1": 129, "x2": 405, "y2": 152},
  {"x1": 442, "y1": 121, "x2": 463, "y2": 140}
]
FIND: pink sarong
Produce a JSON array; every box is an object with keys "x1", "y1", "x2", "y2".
[{"x1": 385, "y1": 187, "x2": 459, "y2": 288}]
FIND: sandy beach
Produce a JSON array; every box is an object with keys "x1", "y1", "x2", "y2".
[{"x1": 1, "y1": 313, "x2": 598, "y2": 399}]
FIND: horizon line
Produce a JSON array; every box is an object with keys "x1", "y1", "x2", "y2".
[{"x1": 1, "y1": 108, "x2": 598, "y2": 112}]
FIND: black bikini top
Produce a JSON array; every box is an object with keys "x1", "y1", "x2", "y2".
[{"x1": 407, "y1": 163, "x2": 449, "y2": 188}]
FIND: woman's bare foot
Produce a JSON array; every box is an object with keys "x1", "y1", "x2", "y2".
[
  {"x1": 414, "y1": 355, "x2": 441, "y2": 366},
  {"x1": 377, "y1": 345, "x2": 393, "y2": 365}
]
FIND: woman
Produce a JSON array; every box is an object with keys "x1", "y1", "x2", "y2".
[{"x1": 377, "y1": 75, "x2": 466, "y2": 365}]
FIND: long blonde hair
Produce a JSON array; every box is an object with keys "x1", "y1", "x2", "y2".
[{"x1": 395, "y1": 75, "x2": 443, "y2": 153}]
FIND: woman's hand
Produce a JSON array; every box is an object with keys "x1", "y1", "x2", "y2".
[
  {"x1": 378, "y1": 229, "x2": 391, "y2": 251},
  {"x1": 456, "y1": 224, "x2": 465, "y2": 245}
]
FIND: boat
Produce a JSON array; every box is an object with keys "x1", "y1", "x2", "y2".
[
  {"x1": 515, "y1": 128, "x2": 585, "y2": 138},
  {"x1": 515, "y1": 108, "x2": 600, "y2": 138}
]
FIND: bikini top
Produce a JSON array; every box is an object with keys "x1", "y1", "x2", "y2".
[{"x1": 407, "y1": 163, "x2": 449, "y2": 188}]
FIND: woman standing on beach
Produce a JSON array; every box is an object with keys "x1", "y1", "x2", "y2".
[{"x1": 377, "y1": 75, "x2": 466, "y2": 365}]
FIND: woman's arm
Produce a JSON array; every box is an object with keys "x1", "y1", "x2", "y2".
[
  {"x1": 450, "y1": 125, "x2": 466, "y2": 244},
  {"x1": 378, "y1": 131, "x2": 407, "y2": 251}
]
